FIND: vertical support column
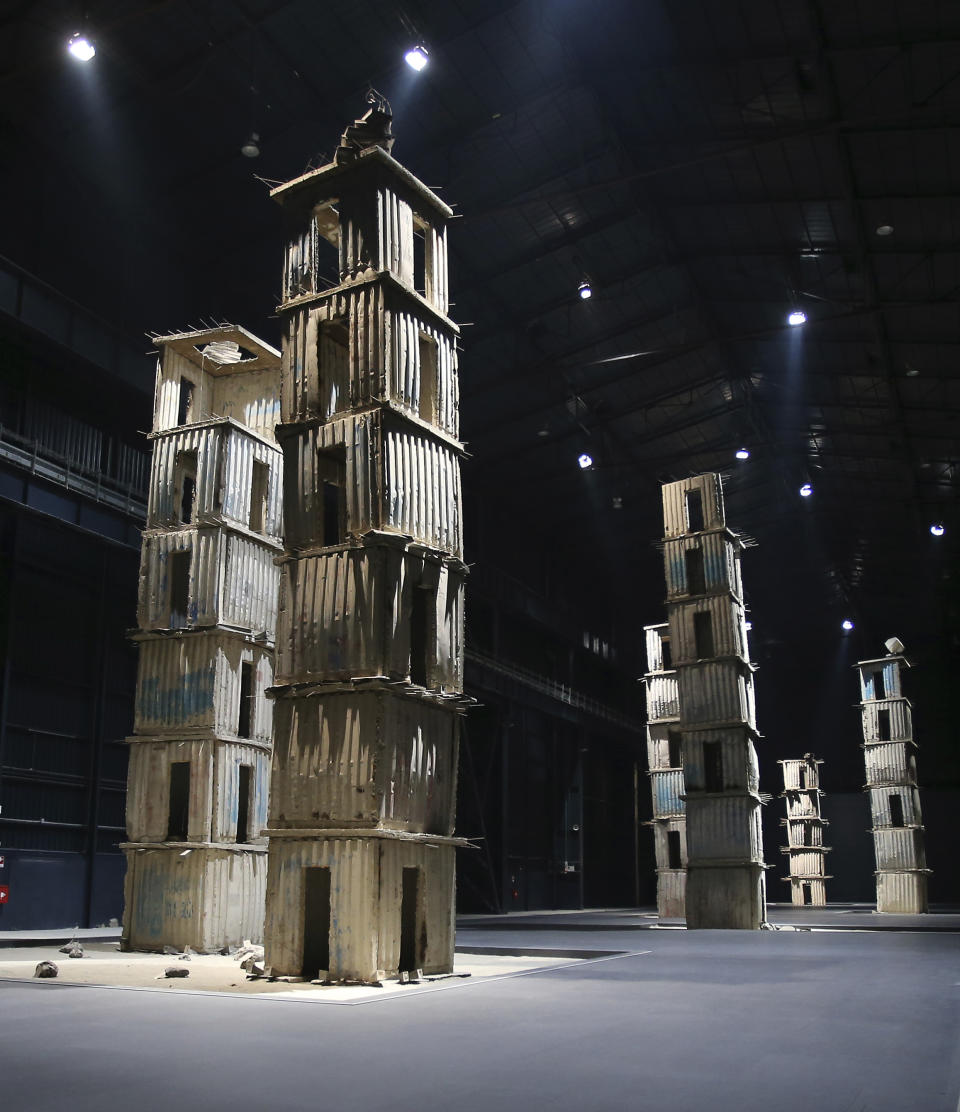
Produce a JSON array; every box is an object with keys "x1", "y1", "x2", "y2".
[{"x1": 778, "y1": 755, "x2": 830, "y2": 906}]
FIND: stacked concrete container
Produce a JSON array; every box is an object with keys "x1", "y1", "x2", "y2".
[
  {"x1": 262, "y1": 112, "x2": 469, "y2": 982},
  {"x1": 778, "y1": 755, "x2": 830, "y2": 906},
  {"x1": 642, "y1": 623, "x2": 686, "y2": 918},
  {"x1": 122, "y1": 326, "x2": 282, "y2": 951},
  {"x1": 857, "y1": 644, "x2": 930, "y2": 913},
  {"x1": 660, "y1": 474, "x2": 766, "y2": 929}
]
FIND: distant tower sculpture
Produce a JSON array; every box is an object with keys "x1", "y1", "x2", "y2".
[
  {"x1": 263, "y1": 99, "x2": 469, "y2": 982},
  {"x1": 123, "y1": 326, "x2": 282, "y2": 951},
  {"x1": 642, "y1": 623, "x2": 686, "y2": 918},
  {"x1": 659, "y1": 474, "x2": 766, "y2": 929},
  {"x1": 857, "y1": 638, "x2": 930, "y2": 913},
  {"x1": 778, "y1": 755, "x2": 830, "y2": 906}
]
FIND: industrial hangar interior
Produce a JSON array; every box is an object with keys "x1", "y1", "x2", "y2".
[{"x1": 1, "y1": 2, "x2": 958, "y2": 1110}]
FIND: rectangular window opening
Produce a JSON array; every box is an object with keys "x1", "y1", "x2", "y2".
[
  {"x1": 412, "y1": 218, "x2": 430, "y2": 299},
  {"x1": 317, "y1": 448, "x2": 346, "y2": 546},
  {"x1": 660, "y1": 635, "x2": 672, "y2": 670},
  {"x1": 176, "y1": 450, "x2": 197, "y2": 524},
  {"x1": 177, "y1": 377, "x2": 195, "y2": 426},
  {"x1": 877, "y1": 708, "x2": 892, "y2": 741},
  {"x1": 400, "y1": 867, "x2": 422, "y2": 973},
  {"x1": 249, "y1": 460, "x2": 269, "y2": 533},
  {"x1": 889, "y1": 793, "x2": 905, "y2": 827},
  {"x1": 703, "y1": 740, "x2": 723, "y2": 793},
  {"x1": 685, "y1": 546, "x2": 706, "y2": 595},
  {"x1": 236, "y1": 764, "x2": 252, "y2": 843},
  {"x1": 667, "y1": 830, "x2": 682, "y2": 870},
  {"x1": 870, "y1": 669, "x2": 886, "y2": 699},
  {"x1": 167, "y1": 761, "x2": 190, "y2": 841},
  {"x1": 302, "y1": 867, "x2": 332, "y2": 980},
  {"x1": 238, "y1": 661, "x2": 253, "y2": 739},
  {"x1": 667, "y1": 729, "x2": 682, "y2": 770},
  {"x1": 409, "y1": 587, "x2": 432, "y2": 687},
  {"x1": 693, "y1": 611, "x2": 715, "y2": 658},
  {"x1": 685, "y1": 488, "x2": 704, "y2": 532},
  {"x1": 418, "y1": 333, "x2": 438, "y2": 424},
  {"x1": 803, "y1": 883, "x2": 813, "y2": 906},
  {"x1": 169, "y1": 549, "x2": 191, "y2": 626},
  {"x1": 317, "y1": 320, "x2": 349, "y2": 414}
]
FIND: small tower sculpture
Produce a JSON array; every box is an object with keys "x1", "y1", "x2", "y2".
[
  {"x1": 857, "y1": 638, "x2": 930, "y2": 913},
  {"x1": 262, "y1": 99, "x2": 469, "y2": 982},
  {"x1": 659, "y1": 473, "x2": 766, "y2": 929},
  {"x1": 778, "y1": 755, "x2": 830, "y2": 906},
  {"x1": 642, "y1": 623, "x2": 686, "y2": 918},
  {"x1": 123, "y1": 326, "x2": 282, "y2": 951}
]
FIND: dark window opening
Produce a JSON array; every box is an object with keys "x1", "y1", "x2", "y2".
[
  {"x1": 870, "y1": 669, "x2": 886, "y2": 699},
  {"x1": 317, "y1": 320, "x2": 348, "y2": 412},
  {"x1": 302, "y1": 867, "x2": 331, "y2": 980},
  {"x1": 668, "y1": 729, "x2": 682, "y2": 769},
  {"x1": 889, "y1": 794, "x2": 905, "y2": 827},
  {"x1": 236, "y1": 764, "x2": 252, "y2": 843},
  {"x1": 249, "y1": 460, "x2": 269, "y2": 533},
  {"x1": 419, "y1": 333, "x2": 438, "y2": 424},
  {"x1": 169, "y1": 549, "x2": 191, "y2": 625},
  {"x1": 877, "y1": 708, "x2": 891, "y2": 741},
  {"x1": 703, "y1": 740, "x2": 723, "y2": 792},
  {"x1": 317, "y1": 448, "x2": 346, "y2": 546},
  {"x1": 667, "y1": 830, "x2": 682, "y2": 869},
  {"x1": 803, "y1": 883, "x2": 813, "y2": 906},
  {"x1": 410, "y1": 588, "x2": 431, "y2": 686},
  {"x1": 661, "y1": 636, "x2": 672, "y2": 670},
  {"x1": 167, "y1": 761, "x2": 190, "y2": 841},
  {"x1": 693, "y1": 611, "x2": 715, "y2": 658},
  {"x1": 238, "y1": 661, "x2": 253, "y2": 739},
  {"x1": 413, "y1": 224, "x2": 427, "y2": 297},
  {"x1": 177, "y1": 378, "x2": 195, "y2": 426},
  {"x1": 685, "y1": 489, "x2": 704, "y2": 532},
  {"x1": 803, "y1": 824, "x2": 813, "y2": 846},
  {"x1": 177, "y1": 450, "x2": 198, "y2": 524},
  {"x1": 399, "y1": 867, "x2": 422, "y2": 973},
  {"x1": 685, "y1": 546, "x2": 706, "y2": 595}
]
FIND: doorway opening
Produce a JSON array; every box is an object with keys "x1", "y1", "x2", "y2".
[{"x1": 302, "y1": 867, "x2": 332, "y2": 980}]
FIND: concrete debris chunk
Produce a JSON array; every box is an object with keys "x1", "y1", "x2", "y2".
[
  {"x1": 161, "y1": 966, "x2": 190, "y2": 978},
  {"x1": 66, "y1": 943, "x2": 85, "y2": 959},
  {"x1": 35, "y1": 961, "x2": 59, "y2": 978},
  {"x1": 235, "y1": 944, "x2": 264, "y2": 964}
]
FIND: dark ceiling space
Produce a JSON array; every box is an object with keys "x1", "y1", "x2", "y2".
[{"x1": 3, "y1": 0, "x2": 959, "y2": 745}]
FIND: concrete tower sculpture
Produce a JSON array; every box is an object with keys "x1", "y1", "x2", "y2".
[
  {"x1": 642, "y1": 623, "x2": 686, "y2": 918},
  {"x1": 659, "y1": 474, "x2": 766, "y2": 929},
  {"x1": 123, "y1": 326, "x2": 282, "y2": 951},
  {"x1": 262, "y1": 99, "x2": 469, "y2": 982},
  {"x1": 778, "y1": 755, "x2": 830, "y2": 906},
  {"x1": 857, "y1": 638, "x2": 930, "y2": 913}
]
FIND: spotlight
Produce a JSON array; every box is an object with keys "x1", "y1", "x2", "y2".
[
  {"x1": 67, "y1": 32, "x2": 96, "y2": 61},
  {"x1": 930, "y1": 522, "x2": 945, "y2": 537},
  {"x1": 404, "y1": 44, "x2": 429, "y2": 71},
  {"x1": 875, "y1": 224, "x2": 894, "y2": 237},
  {"x1": 240, "y1": 132, "x2": 261, "y2": 158},
  {"x1": 735, "y1": 447, "x2": 750, "y2": 460},
  {"x1": 577, "y1": 453, "x2": 593, "y2": 470},
  {"x1": 612, "y1": 496, "x2": 623, "y2": 509},
  {"x1": 787, "y1": 310, "x2": 807, "y2": 326},
  {"x1": 841, "y1": 619, "x2": 855, "y2": 632},
  {"x1": 578, "y1": 280, "x2": 593, "y2": 300},
  {"x1": 799, "y1": 483, "x2": 813, "y2": 497}
]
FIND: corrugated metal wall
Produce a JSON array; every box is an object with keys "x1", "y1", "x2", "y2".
[
  {"x1": 644, "y1": 623, "x2": 668, "y2": 671},
  {"x1": 677, "y1": 661, "x2": 755, "y2": 726},
  {"x1": 682, "y1": 729, "x2": 759, "y2": 794},
  {"x1": 686, "y1": 794, "x2": 764, "y2": 862},
  {"x1": 663, "y1": 532, "x2": 744, "y2": 600},
  {"x1": 661, "y1": 472, "x2": 725, "y2": 538},
  {"x1": 669, "y1": 594, "x2": 747, "y2": 664},
  {"x1": 868, "y1": 786, "x2": 923, "y2": 828},
  {"x1": 873, "y1": 827, "x2": 927, "y2": 870},
  {"x1": 650, "y1": 770, "x2": 685, "y2": 817},
  {"x1": 876, "y1": 870, "x2": 928, "y2": 913},
  {"x1": 860, "y1": 699, "x2": 913, "y2": 743},
  {"x1": 785, "y1": 818, "x2": 825, "y2": 845},
  {"x1": 126, "y1": 738, "x2": 215, "y2": 842},
  {"x1": 857, "y1": 658, "x2": 904, "y2": 701},
  {"x1": 212, "y1": 743, "x2": 271, "y2": 844},
  {"x1": 864, "y1": 741, "x2": 918, "y2": 785},
  {"x1": 645, "y1": 674, "x2": 680, "y2": 720}
]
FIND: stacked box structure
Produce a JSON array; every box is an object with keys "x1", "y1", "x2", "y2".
[
  {"x1": 778, "y1": 755, "x2": 830, "y2": 906},
  {"x1": 642, "y1": 623, "x2": 686, "y2": 918},
  {"x1": 122, "y1": 326, "x2": 283, "y2": 951},
  {"x1": 262, "y1": 116, "x2": 469, "y2": 982},
  {"x1": 857, "y1": 646, "x2": 930, "y2": 913},
  {"x1": 660, "y1": 473, "x2": 766, "y2": 929}
]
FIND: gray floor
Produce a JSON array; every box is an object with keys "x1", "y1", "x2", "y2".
[{"x1": 2, "y1": 909, "x2": 958, "y2": 1112}]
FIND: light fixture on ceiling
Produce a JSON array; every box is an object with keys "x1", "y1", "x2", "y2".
[
  {"x1": 799, "y1": 482, "x2": 813, "y2": 497},
  {"x1": 577, "y1": 452, "x2": 594, "y2": 470},
  {"x1": 744, "y1": 621, "x2": 753, "y2": 631},
  {"x1": 930, "y1": 522, "x2": 945, "y2": 537},
  {"x1": 612, "y1": 495, "x2": 623, "y2": 509},
  {"x1": 841, "y1": 619, "x2": 855, "y2": 632},
  {"x1": 404, "y1": 43, "x2": 429, "y2": 71},
  {"x1": 578, "y1": 280, "x2": 593, "y2": 300},
  {"x1": 240, "y1": 132, "x2": 261, "y2": 158},
  {"x1": 787, "y1": 310, "x2": 807, "y2": 326},
  {"x1": 876, "y1": 224, "x2": 894, "y2": 237},
  {"x1": 67, "y1": 32, "x2": 96, "y2": 61},
  {"x1": 735, "y1": 447, "x2": 750, "y2": 460}
]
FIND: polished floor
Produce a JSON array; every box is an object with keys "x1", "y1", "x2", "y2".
[{"x1": 1, "y1": 908, "x2": 957, "y2": 1111}]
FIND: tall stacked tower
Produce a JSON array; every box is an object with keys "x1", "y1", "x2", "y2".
[
  {"x1": 123, "y1": 326, "x2": 282, "y2": 951},
  {"x1": 642, "y1": 623, "x2": 686, "y2": 918},
  {"x1": 778, "y1": 755, "x2": 830, "y2": 906},
  {"x1": 660, "y1": 474, "x2": 765, "y2": 929},
  {"x1": 857, "y1": 640, "x2": 930, "y2": 913},
  {"x1": 262, "y1": 102, "x2": 468, "y2": 982}
]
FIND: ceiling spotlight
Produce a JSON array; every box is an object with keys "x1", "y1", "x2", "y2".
[
  {"x1": 930, "y1": 522, "x2": 945, "y2": 537},
  {"x1": 612, "y1": 495, "x2": 623, "y2": 509},
  {"x1": 578, "y1": 280, "x2": 593, "y2": 300},
  {"x1": 67, "y1": 32, "x2": 96, "y2": 61},
  {"x1": 799, "y1": 483, "x2": 813, "y2": 497},
  {"x1": 735, "y1": 447, "x2": 750, "y2": 460},
  {"x1": 404, "y1": 44, "x2": 429, "y2": 71},
  {"x1": 577, "y1": 453, "x2": 593, "y2": 470},
  {"x1": 875, "y1": 224, "x2": 894, "y2": 237},
  {"x1": 841, "y1": 619, "x2": 855, "y2": 632},
  {"x1": 787, "y1": 310, "x2": 807, "y2": 326},
  {"x1": 240, "y1": 132, "x2": 261, "y2": 158}
]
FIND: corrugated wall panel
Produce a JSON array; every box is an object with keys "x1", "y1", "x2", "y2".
[
  {"x1": 876, "y1": 870, "x2": 928, "y2": 913},
  {"x1": 644, "y1": 623, "x2": 669, "y2": 672},
  {"x1": 220, "y1": 431, "x2": 283, "y2": 536},
  {"x1": 864, "y1": 741, "x2": 917, "y2": 785},
  {"x1": 669, "y1": 595, "x2": 747, "y2": 664},
  {"x1": 663, "y1": 532, "x2": 743, "y2": 600},
  {"x1": 645, "y1": 674, "x2": 680, "y2": 721},
  {"x1": 655, "y1": 868, "x2": 686, "y2": 920},
  {"x1": 785, "y1": 818, "x2": 825, "y2": 846},
  {"x1": 873, "y1": 827, "x2": 927, "y2": 870},
  {"x1": 686, "y1": 794, "x2": 764, "y2": 862},
  {"x1": 858, "y1": 658, "x2": 904, "y2": 701},
  {"x1": 783, "y1": 849, "x2": 827, "y2": 877},
  {"x1": 650, "y1": 769, "x2": 685, "y2": 817},
  {"x1": 676, "y1": 662, "x2": 755, "y2": 727},
  {"x1": 860, "y1": 700, "x2": 913, "y2": 742},
  {"x1": 661, "y1": 473, "x2": 725, "y2": 538},
  {"x1": 212, "y1": 742, "x2": 272, "y2": 844},
  {"x1": 221, "y1": 533, "x2": 281, "y2": 637},
  {"x1": 682, "y1": 729, "x2": 759, "y2": 794},
  {"x1": 125, "y1": 738, "x2": 215, "y2": 842},
  {"x1": 868, "y1": 786, "x2": 924, "y2": 828}
]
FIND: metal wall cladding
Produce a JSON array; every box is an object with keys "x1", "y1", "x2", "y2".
[
  {"x1": 645, "y1": 674, "x2": 680, "y2": 722},
  {"x1": 384, "y1": 424, "x2": 462, "y2": 554},
  {"x1": 784, "y1": 793, "x2": 820, "y2": 819},
  {"x1": 876, "y1": 870, "x2": 928, "y2": 914},
  {"x1": 864, "y1": 741, "x2": 918, "y2": 786},
  {"x1": 783, "y1": 849, "x2": 827, "y2": 877},
  {"x1": 686, "y1": 794, "x2": 764, "y2": 863},
  {"x1": 858, "y1": 658, "x2": 904, "y2": 702},
  {"x1": 868, "y1": 786, "x2": 924, "y2": 828},
  {"x1": 663, "y1": 532, "x2": 743, "y2": 600},
  {"x1": 873, "y1": 827, "x2": 927, "y2": 871},
  {"x1": 138, "y1": 528, "x2": 280, "y2": 637},
  {"x1": 646, "y1": 725, "x2": 680, "y2": 771},
  {"x1": 644, "y1": 623, "x2": 669, "y2": 672},
  {"x1": 134, "y1": 633, "x2": 274, "y2": 742},
  {"x1": 220, "y1": 430, "x2": 283, "y2": 536},
  {"x1": 263, "y1": 837, "x2": 456, "y2": 981},
  {"x1": 276, "y1": 548, "x2": 464, "y2": 690},
  {"x1": 685, "y1": 864, "x2": 765, "y2": 930},
  {"x1": 681, "y1": 729, "x2": 759, "y2": 794},
  {"x1": 779, "y1": 758, "x2": 822, "y2": 790},
  {"x1": 388, "y1": 310, "x2": 458, "y2": 439},
  {"x1": 787, "y1": 877, "x2": 827, "y2": 906},
  {"x1": 677, "y1": 661, "x2": 756, "y2": 727},
  {"x1": 650, "y1": 769, "x2": 686, "y2": 817},
  {"x1": 785, "y1": 818, "x2": 825, "y2": 846},
  {"x1": 376, "y1": 187, "x2": 451, "y2": 314},
  {"x1": 656, "y1": 866, "x2": 687, "y2": 920},
  {"x1": 661, "y1": 473, "x2": 725, "y2": 538},
  {"x1": 270, "y1": 690, "x2": 459, "y2": 835},
  {"x1": 860, "y1": 699, "x2": 913, "y2": 743},
  {"x1": 123, "y1": 846, "x2": 266, "y2": 951},
  {"x1": 668, "y1": 595, "x2": 747, "y2": 665},
  {"x1": 212, "y1": 743, "x2": 271, "y2": 844},
  {"x1": 126, "y1": 738, "x2": 215, "y2": 843}
]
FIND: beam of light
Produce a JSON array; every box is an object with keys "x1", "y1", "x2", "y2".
[
  {"x1": 68, "y1": 33, "x2": 96, "y2": 61},
  {"x1": 787, "y1": 310, "x2": 807, "y2": 326},
  {"x1": 404, "y1": 44, "x2": 429, "y2": 71}
]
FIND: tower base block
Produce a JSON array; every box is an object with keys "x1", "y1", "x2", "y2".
[
  {"x1": 685, "y1": 864, "x2": 766, "y2": 929},
  {"x1": 876, "y1": 870, "x2": 928, "y2": 914}
]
